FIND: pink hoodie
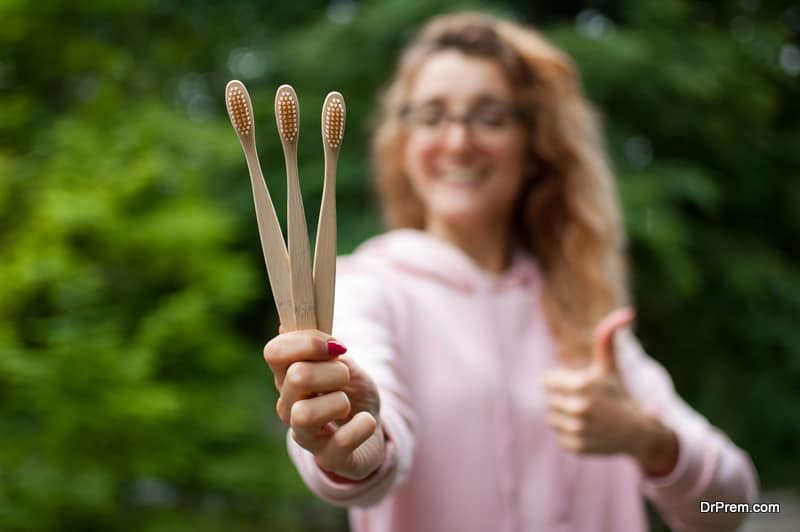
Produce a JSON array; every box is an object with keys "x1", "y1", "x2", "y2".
[{"x1": 288, "y1": 229, "x2": 758, "y2": 532}]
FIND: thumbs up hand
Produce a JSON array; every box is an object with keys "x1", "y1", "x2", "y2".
[
  {"x1": 542, "y1": 308, "x2": 643, "y2": 455},
  {"x1": 542, "y1": 308, "x2": 679, "y2": 474}
]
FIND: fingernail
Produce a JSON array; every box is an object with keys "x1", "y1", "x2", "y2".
[{"x1": 327, "y1": 340, "x2": 347, "y2": 357}]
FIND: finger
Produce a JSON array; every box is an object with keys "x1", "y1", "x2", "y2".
[
  {"x1": 546, "y1": 411, "x2": 585, "y2": 436},
  {"x1": 276, "y1": 361, "x2": 350, "y2": 422},
  {"x1": 542, "y1": 369, "x2": 591, "y2": 394},
  {"x1": 545, "y1": 392, "x2": 590, "y2": 417},
  {"x1": 592, "y1": 307, "x2": 635, "y2": 373},
  {"x1": 289, "y1": 391, "x2": 351, "y2": 442},
  {"x1": 290, "y1": 427, "x2": 331, "y2": 456},
  {"x1": 556, "y1": 432, "x2": 587, "y2": 454},
  {"x1": 263, "y1": 330, "x2": 342, "y2": 387},
  {"x1": 316, "y1": 412, "x2": 378, "y2": 472}
]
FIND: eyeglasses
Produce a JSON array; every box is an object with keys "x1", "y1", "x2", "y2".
[{"x1": 400, "y1": 100, "x2": 527, "y2": 141}]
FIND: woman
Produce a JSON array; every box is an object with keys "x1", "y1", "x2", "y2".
[{"x1": 263, "y1": 12, "x2": 758, "y2": 532}]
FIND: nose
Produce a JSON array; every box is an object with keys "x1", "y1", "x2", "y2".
[{"x1": 441, "y1": 119, "x2": 472, "y2": 153}]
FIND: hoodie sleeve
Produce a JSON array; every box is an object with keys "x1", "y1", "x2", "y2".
[
  {"x1": 615, "y1": 329, "x2": 759, "y2": 531},
  {"x1": 286, "y1": 257, "x2": 416, "y2": 507}
]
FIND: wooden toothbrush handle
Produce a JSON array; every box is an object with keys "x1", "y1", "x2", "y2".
[
  {"x1": 313, "y1": 156, "x2": 337, "y2": 335},
  {"x1": 244, "y1": 145, "x2": 295, "y2": 330},
  {"x1": 285, "y1": 146, "x2": 317, "y2": 331}
]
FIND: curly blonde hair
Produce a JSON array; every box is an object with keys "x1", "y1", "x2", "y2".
[{"x1": 371, "y1": 11, "x2": 629, "y2": 361}]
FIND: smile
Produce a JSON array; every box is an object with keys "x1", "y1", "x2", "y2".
[{"x1": 439, "y1": 169, "x2": 484, "y2": 184}]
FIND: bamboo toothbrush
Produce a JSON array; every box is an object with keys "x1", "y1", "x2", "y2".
[
  {"x1": 313, "y1": 92, "x2": 345, "y2": 335},
  {"x1": 225, "y1": 80, "x2": 295, "y2": 330},
  {"x1": 275, "y1": 84, "x2": 317, "y2": 331}
]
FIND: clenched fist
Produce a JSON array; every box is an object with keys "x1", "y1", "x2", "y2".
[{"x1": 264, "y1": 329, "x2": 385, "y2": 480}]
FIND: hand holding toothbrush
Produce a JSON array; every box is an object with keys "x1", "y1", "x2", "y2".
[
  {"x1": 226, "y1": 81, "x2": 385, "y2": 480},
  {"x1": 263, "y1": 329, "x2": 385, "y2": 481}
]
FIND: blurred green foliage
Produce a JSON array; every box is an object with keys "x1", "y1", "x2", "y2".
[{"x1": 0, "y1": 0, "x2": 798, "y2": 530}]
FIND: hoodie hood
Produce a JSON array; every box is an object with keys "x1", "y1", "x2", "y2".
[{"x1": 347, "y1": 229, "x2": 541, "y2": 292}]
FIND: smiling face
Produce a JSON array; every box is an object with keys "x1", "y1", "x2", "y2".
[{"x1": 403, "y1": 50, "x2": 528, "y2": 234}]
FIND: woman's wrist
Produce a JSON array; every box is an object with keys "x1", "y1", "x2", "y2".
[{"x1": 629, "y1": 412, "x2": 679, "y2": 477}]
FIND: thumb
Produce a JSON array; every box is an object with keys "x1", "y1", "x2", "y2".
[{"x1": 592, "y1": 307, "x2": 635, "y2": 373}]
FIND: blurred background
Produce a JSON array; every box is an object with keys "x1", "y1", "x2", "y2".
[{"x1": 0, "y1": 0, "x2": 798, "y2": 530}]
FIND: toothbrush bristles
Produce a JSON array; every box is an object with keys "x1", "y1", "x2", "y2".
[
  {"x1": 324, "y1": 94, "x2": 345, "y2": 149},
  {"x1": 226, "y1": 82, "x2": 252, "y2": 136},
  {"x1": 277, "y1": 88, "x2": 298, "y2": 142}
]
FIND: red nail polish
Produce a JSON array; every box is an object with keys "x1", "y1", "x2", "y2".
[{"x1": 327, "y1": 340, "x2": 347, "y2": 356}]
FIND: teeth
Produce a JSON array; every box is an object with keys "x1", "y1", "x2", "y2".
[{"x1": 440, "y1": 170, "x2": 482, "y2": 183}]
